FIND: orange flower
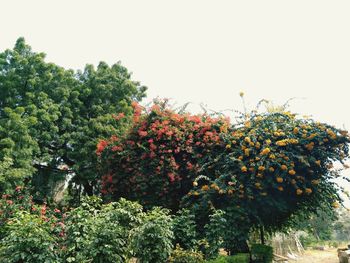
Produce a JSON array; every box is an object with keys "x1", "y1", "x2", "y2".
[
  {"x1": 241, "y1": 166, "x2": 248, "y2": 172},
  {"x1": 276, "y1": 177, "x2": 283, "y2": 183},
  {"x1": 277, "y1": 186, "x2": 284, "y2": 191},
  {"x1": 281, "y1": 165, "x2": 288, "y2": 170},
  {"x1": 311, "y1": 179, "x2": 319, "y2": 185},
  {"x1": 296, "y1": 189, "x2": 303, "y2": 195},
  {"x1": 288, "y1": 170, "x2": 296, "y2": 175},
  {"x1": 201, "y1": 185, "x2": 209, "y2": 191},
  {"x1": 305, "y1": 188, "x2": 312, "y2": 194},
  {"x1": 258, "y1": 166, "x2": 265, "y2": 171},
  {"x1": 332, "y1": 202, "x2": 340, "y2": 208},
  {"x1": 260, "y1": 148, "x2": 271, "y2": 155}
]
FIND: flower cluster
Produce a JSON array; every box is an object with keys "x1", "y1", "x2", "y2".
[{"x1": 98, "y1": 100, "x2": 230, "y2": 210}]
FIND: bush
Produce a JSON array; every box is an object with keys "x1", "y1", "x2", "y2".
[
  {"x1": 64, "y1": 196, "x2": 144, "y2": 262},
  {"x1": 226, "y1": 254, "x2": 250, "y2": 263},
  {"x1": 0, "y1": 211, "x2": 61, "y2": 262},
  {"x1": 168, "y1": 244, "x2": 204, "y2": 263},
  {"x1": 131, "y1": 207, "x2": 174, "y2": 263},
  {"x1": 173, "y1": 209, "x2": 198, "y2": 249},
  {"x1": 206, "y1": 254, "x2": 250, "y2": 263},
  {"x1": 203, "y1": 210, "x2": 227, "y2": 259},
  {"x1": 251, "y1": 244, "x2": 273, "y2": 263}
]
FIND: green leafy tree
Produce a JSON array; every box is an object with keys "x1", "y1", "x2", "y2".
[
  {"x1": 0, "y1": 107, "x2": 38, "y2": 191},
  {"x1": 0, "y1": 38, "x2": 146, "y2": 197}
]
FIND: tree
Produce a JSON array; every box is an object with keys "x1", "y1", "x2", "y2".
[
  {"x1": 0, "y1": 38, "x2": 146, "y2": 197},
  {"x1": 0, "y1": 107, "x2": 38, "y2": 192},
  {"x1": 186, "y1": 111, "x2": 349, "y2": 252}
]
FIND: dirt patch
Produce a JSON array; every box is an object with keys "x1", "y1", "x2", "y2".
[{"x1": 294, "y1": 249, "x2": 338, "y2": 263}]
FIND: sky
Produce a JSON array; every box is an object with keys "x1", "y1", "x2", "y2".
[{"x1": 1, "y1": 0, "x2": 350, "y2": 201}]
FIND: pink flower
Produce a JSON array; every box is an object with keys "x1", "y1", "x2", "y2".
[{"x1": 138, "y1": 130, "x2": 148, "y2": 137}]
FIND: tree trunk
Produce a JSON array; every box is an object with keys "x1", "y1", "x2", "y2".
[{"x1": 260, "y1": 225, "x2": 265, "y2": 245}]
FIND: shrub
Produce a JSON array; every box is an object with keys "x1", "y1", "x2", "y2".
[
  {"x1": 173, "y1": 208, "x2": 198, "y2": 249},
  {"x1": 64, "y1": 196, "x2": 144, "y2": 262},
  {"x1": 206, "y1": 254, "x2": 250, "y2": 263},
  {"x1": 99, "y1": 100, "x2": 230, "y2": 210},
  {"x1": 251, "y1": 244, "x2": 273, "y2": 263},
  {"x1": 131, "y1": 207, "x2": 174, "y2": 263},
  {"x1": 226, "y1": 254, "x2": 250, "y2": 263},
  {"x1": 168, "y1": 244, "x2": 204, "y2": 263},
  {"x1": 206, "y1": 255, "x2": 227, "y2": 263},
  {"x1": 0, "y1": 211, "x2": 61, "y2": 262},
  {"x1": 203, "y1": 210, "x2": 227, "y2": 259}
]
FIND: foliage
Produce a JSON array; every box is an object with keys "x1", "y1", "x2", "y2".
[
  {"x1": 99, "y1": 99, "x2": 229, "y2": 210},
  {"x1": 131, "y1": 207, "x2": 174, "y2": 263},
  {"x1": 202, "y1": 209, "x2": 227, "y2": 259},
  {"x1": 173, "y1": 208, "x2": 198, "y2": 250},
  {"x1": 168, "y1": 244, "x2": 204, "y2": 263},
  {"x1": 0, "y1": 211, "x2": 61, "y2": 263},
  {"x1": 0, "y1": 107, "x2": 38, "y2": 192},
  {"x1": 63, "y1": 196, "x2": 144, "y2": 262},
  {"x1": 251, "y1": 244, "x2": 273, "y2": 263},
  {"x1": 0, "y1": 38, "x2": 146, "y2": 196},
  {"x1": 187, "y1": 111, "x2": 349, "y2": 233},
  {"x1": 294, "y1": 207, "x2": 336, "y2": 241},
  {"x1": 0, "y1": 186, "x2": 64, "y2": 240},
  {"x1": 226, "y1": 254, "x2": 250, "y2": 263},
  {"x1": 333, "y1": 208, "x2": 350, "y2": 241},
  {"x1": 206, "y1": 254, "x2": 250, "y2": 263}
]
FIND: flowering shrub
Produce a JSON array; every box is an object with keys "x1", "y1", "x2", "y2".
[
  {"x1": 187, "y1": 112, "x2": 349, "y2": 231},
  {"x1": 0, "y1": 211, "x2": 62, "y2": 262},
  {"x1": 99, "y1": 99, "x2": 230, "y2": 210},
  {"x1": 0, "y1": 186, "x2": 65, "y2": 240}
]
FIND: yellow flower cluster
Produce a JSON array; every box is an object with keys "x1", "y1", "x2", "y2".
[{"x1": 276, "y1": 139, "x2": 299, "y2": 146}]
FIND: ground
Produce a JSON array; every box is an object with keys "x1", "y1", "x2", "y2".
[{"x1": 295, "y1": 249, "x2": 339, "y2": 263}]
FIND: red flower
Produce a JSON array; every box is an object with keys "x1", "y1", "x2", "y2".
[
  {"x1": 113, "y1": 112, "x2": 125, "y2": 121},
  {"x1": 96, "y1": 140, "x2": 108, "y2": 156},
  {"x1": 168, "y1": 173, "x2": 175, "y2": 183}
]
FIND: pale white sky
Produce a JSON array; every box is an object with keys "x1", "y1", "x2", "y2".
[{"x1": 1, "y1": 0, "x2": 350, "y2": 200}]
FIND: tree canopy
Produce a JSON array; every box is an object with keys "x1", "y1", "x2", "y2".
[{"x1": 0, "y1": 38, "x2": 146, "y2": 196}]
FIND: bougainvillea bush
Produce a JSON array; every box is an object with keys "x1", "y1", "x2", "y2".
[{"x1": 98, "y1": 99, "x2": 230, "y2": 210}]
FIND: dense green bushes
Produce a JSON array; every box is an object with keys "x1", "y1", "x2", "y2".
[
  {"x1": 251, "y1": 244, "x2": 273, "y2": 263},
  {"x1": 0, "y1": 191, "x2": 177, "y2": 263}
]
